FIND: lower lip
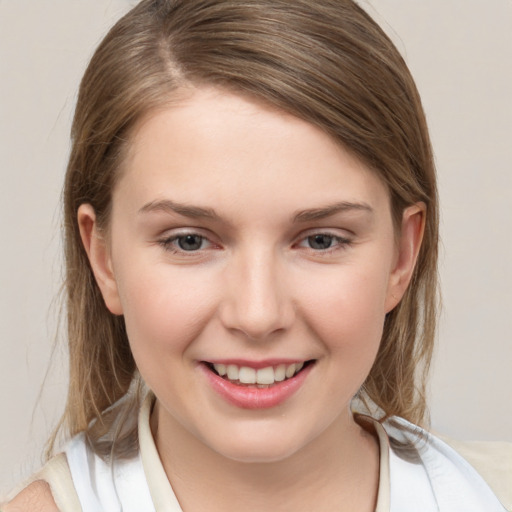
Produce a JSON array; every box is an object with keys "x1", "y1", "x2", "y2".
[{"x1": 199, "y1": 363, "x2": 314, "y2": 409}]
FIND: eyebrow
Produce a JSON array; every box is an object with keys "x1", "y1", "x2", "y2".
[
  {"x1": 138, "y1": 199, "x2": 373, "y2": 223},
  {"x1": 293, "y1": 201, "x2": 374, "y2": 222},
  {"x1": 138, "y1": 199, "x2": 220, "y2": 220}
]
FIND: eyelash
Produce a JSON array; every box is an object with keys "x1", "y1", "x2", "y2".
[
  {"x1": 157, "y1": 231, "x2": 352, "y2": 255},
  {"x1": 296, "y1": 233, "x2": 352, "y2": 253},
  {"x1": 158, "y1": 233, "x2": 214, "y2": 254}
]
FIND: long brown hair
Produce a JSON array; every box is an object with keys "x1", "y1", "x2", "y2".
[{"x1": 50, "y1": 0, "x2": 438, "y2": 457}]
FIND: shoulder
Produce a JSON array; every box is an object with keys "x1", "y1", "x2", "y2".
[
  {"x1": 442, "y1": 437, "x2": 512, "y2": 511},
  {"x1": 3, "y1": 452, "x2": 81, "y2": 512},
  {"x1": 383, "y1": 417, "x2": 512, "y2": 511},
  {"x1": 3, "y1": 480, "x2": 59, "y2": 512}
]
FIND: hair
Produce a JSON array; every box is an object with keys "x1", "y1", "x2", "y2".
[{"x1": 49, "y1": 0, "x2": 439, "y2": 458}]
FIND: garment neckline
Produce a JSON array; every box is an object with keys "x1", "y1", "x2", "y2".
[{"x1": 138, "y1": 393, "x2": 392, "y2": 512}]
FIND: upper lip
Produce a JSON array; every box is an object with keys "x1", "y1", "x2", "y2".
[{"x1": 202, "y1": 358, "x2": 312, "y2": 370}]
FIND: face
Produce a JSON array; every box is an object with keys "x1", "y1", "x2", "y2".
[{"x1": 80, "y1": 87, "x2": 423, "y2": 464}]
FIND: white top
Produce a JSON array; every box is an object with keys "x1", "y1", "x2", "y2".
[{"x1": 42, "y1": 394, "x2": 509, "y2": 511}]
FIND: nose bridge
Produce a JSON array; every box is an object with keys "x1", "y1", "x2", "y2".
[{"x1": 221, "y1": 244, "x2": 292, "y2": 340}]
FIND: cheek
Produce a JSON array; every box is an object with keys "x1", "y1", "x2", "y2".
[
  {"x1": 296, "y1": 263, "x2": 390, "y2": 356},
  {"x1": 115, "y1": 262, "x2": 219, "y2": 363}
]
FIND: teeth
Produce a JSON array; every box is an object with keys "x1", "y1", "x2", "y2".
[
  {"x1": 214, "y1": 363, "x2": 227, "y2": 376},
  {"x1": 285, "y1": 363, "x2": 297, "y2": 379},
  {"x1": 274, "y1": 364, "x2": 286, "y2": 382},
  {"x1": 239, "y1": 367, "x2": 256, "y2": 384},
  {"x1": 212, "y1": 362, "x2": 306, "y2": 385},
  {"x1": 256, "y1": 367, "x2": 275, "y2": 385},
  {"x1": 226, "y1": 364, "x2": 239, "y2": 380}
]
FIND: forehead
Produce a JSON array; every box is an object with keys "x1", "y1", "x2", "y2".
[{"x1": 115, "y1": 87, "x2": 390, "y2": 220}]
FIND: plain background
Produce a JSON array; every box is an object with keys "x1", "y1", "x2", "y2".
[{"x1": 1, "y1": 0, "x2": 511, "y2": 496}]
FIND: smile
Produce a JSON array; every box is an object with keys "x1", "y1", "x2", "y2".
[
  {"x1": 200, "y1": 360, "x2": 315, "y2": 409},
  {"x1": 208, "y1": 362, "x2": 307, "y2": 387}
]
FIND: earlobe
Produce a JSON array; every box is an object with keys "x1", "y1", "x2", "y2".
[
  {"x1": 77, "y1": 204, "x2": 123, "y2": 315},
  {"x1": 385, "y1": 203, "x2": 426, "y2": 312}
]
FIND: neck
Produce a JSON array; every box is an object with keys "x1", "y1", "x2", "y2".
[{"x1": 151, "y1": 403, "x2": 380, "y2": 512}]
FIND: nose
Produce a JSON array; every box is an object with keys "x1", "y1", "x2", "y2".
[{"x1": 219, "y1": 249, "x2": 295, "y2": 341}]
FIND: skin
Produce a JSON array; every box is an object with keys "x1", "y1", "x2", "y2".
[
  {"x1": 3, "y1": 481, "x2": 58, "y2": 511},
  {"x1": 7, "y1": 87, "x2": 424, "y2": 511}
]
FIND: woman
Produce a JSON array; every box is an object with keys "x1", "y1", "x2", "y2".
[{"x1": 4, "y1": 0, "x2": 510, "y2": 510}]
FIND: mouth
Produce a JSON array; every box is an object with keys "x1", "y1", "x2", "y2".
[
  {"x1": 200, "y1": 359, "x2": 316, "y2": 409},
  {"x1": 203, "y1": 360, "x2": 315, "y2": 388}
]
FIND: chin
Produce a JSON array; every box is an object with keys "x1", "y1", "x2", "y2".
[
  {"x1": 216, "y1": 442, "x2": 301, "y2": 464},
  {"x1": 204, "y1": 424, "x2": 312, "y2": 464}
]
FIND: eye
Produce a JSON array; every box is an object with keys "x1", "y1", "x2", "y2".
[
  {"x1": 297, "y1": 232, "x2": 351, "y2": 251},
  {"x1": 159, "y1": 232, "x2": 211, "y2": 253},
  {"x1": 307, "y1": 234, "x2": 336, "y2": 250},
  {"x1": 176, "y1": 234, "x2": 206, "y2": 251}
]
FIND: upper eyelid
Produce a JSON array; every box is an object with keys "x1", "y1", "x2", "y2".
[
  {"x1": 297, "y1": 225, "x2": 355, "y2": 236},
  {"x1": 294, "y1": 228, "x2": 353, "y2": 241},
  {"x1": 296, "y1": 234, "x2": 351, "y2": 246},
  {"x1": 160, "y1": 232, "x2": 212, "y2": 243},
  {"x1": 156, "y1": 228, "x2": 353, "y2": 245},
  {"x1": 158, "y1": 227, "x2": 216, "y2": 242}
]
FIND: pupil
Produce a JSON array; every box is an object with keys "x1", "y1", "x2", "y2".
[
  {"x1": 178, "y1": 235, "x2": 202, "y2": 251},
  {"x1": 309, "y1": 234, "x2": 333, "y2": 250}
]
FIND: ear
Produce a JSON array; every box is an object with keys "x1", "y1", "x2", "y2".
[
  {"x1": 77, "y1": 204, "x2": 123, "y2": 315},
  {"x1": 385, "y1": 203, "x2": 426, "y2": 312}
]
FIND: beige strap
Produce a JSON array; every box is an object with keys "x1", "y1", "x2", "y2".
[{"x1": 34, "y1": 453, "x2": 83, "y2": 512}]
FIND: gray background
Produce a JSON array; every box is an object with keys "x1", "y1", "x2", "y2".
[{"x1": 1, "y1": 0, "x2": 511, "y2": 496}]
